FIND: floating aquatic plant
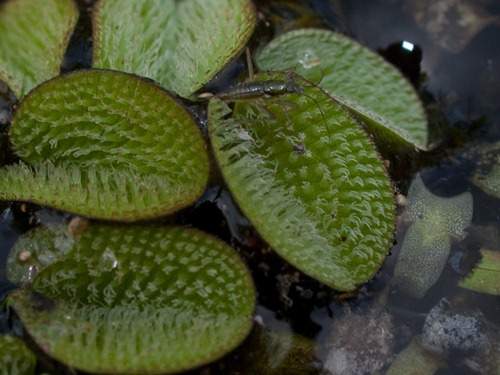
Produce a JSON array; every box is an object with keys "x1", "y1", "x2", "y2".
[
  {"x1": 393, "y1": 173, "x2": 473, "y2": 297},
  {"x1": 8, "y1": 223, "x2": 255, "y2": 374},
  {"x1": 0, "y1": 0, "x2": 434, "y2": 371},
  {"x1": 256, "y1": 29, "x2": 429, "y2": 151},
  {"x1": 93, "y1": 0, "x2": 256, "y2": 97},
  {"x1": 0, "y1": 69, "x2": 209, "y2": 220},
  {"x1": 208, "y1": 71, "x2": 396, "y2": 291}
]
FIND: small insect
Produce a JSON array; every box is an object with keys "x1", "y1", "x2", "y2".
[
  {"x1": 199, "y1": 49, "x2": 327, "y2": 155},
  {"x1": 213, "y1": 78, "x2": 305, "y2": 101}
]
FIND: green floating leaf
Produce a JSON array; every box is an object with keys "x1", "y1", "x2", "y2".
[
  {"x1": 0, "y1": 69, "x2": 209, "y2": 220},
  {"x1": 8, "y1": 224, "x2": 255, "y2": 374},
  {"x1": 459, "y1": 248, "x2": 500, "y2": 295},
  {"x1": 208, "y1": 72, "x2": 395, "y2": 291},
  {"x1": 256, "y1": 29, "x2": 428, "y2": 150},
  {"x1": 93, "y1": 0, "x2": 256, "y2": 98},
  {"x1": 469, "y1": 140, "x2": 500, "y2": 199},
  {"x1": 0, "y1": 0, "x2": 79, "y2": 98},
  {"x1": 0, "y1": 333, "x2": 37, "y2": 375}
]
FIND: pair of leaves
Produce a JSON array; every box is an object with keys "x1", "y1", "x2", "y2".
[
  {"x1": 8, "y1": 223, "x2": 255, "y2": 374},
  {"x1": 0, "y1": 1, "x2": 430, "y2": 371},
  {"x1": 205, "y1": 28, "x2": 428, "y2": 289},
  {"x1": 0, "y1": 0, "x2": 256, "y2": 100},
  {"x1": 0, "y1": 7, "x2": 424, "y2": 288},
  {"x1": 256, "y1": 29, "x2": 428, "y2": 151}
]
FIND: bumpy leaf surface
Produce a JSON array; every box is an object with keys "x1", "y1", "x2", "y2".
[
  {"x1": 256, "y1": 29, "x2": 428, "y2": 150},
  {"x1": 0, "y1": 0, "x2": 79, "y2": 98},
  {"x1": 8, "y1": 223, "x2": 255, "y2": 374},
  {"x1": 208, "y1": 72, "x2": 395, "y2": 291},
  {"x1": 0, "y1": 334, "x2": 37, "y2": 375},
  {"x1": 93, "y1": 0, "x2": 256, "y2": 97},
  {"x1": 0, "y1": 70, "x2": 209, "y2": 220}
]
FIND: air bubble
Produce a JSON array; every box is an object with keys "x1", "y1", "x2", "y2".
[
  {"x1": 297, "y1": 49, "x2": 321, "y2": 69},
  {"x1": 99, "y1": 247, "x2": 119, "y2": 271}
]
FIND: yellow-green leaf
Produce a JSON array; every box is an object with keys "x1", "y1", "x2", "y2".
[
  {"x1": 0, "y1": 69, "x2": 209, "y2": 220},
  {"x1": 0, "y1": 0, "x2": 79, "y2": 98}
]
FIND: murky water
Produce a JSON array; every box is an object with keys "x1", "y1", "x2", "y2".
[{"x1": 1, "y1": 0, "x2": 499, "y2": 374}]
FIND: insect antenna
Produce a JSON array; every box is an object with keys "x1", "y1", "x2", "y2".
[{"x1": 300, "y1": 86, "x2": 331, "y2": 148}]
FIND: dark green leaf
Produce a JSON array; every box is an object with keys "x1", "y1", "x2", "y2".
[
  {"x1": 0, "y1": 0, "x2": 79, "y2": 98},
  {"x1": 208, "y1": 72, "x2": 395, "y2": 291},
  {"x1": 8, "y1": 223, "x2": 255, "y2": 374}
]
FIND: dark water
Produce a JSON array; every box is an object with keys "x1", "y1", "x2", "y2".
[{"x1": 1, "y1": 0, "x2": 499, "y2": 374}]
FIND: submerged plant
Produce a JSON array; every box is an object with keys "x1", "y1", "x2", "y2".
[
  {"x1": 469, "y1": 140, "x2": 500, "y2": 199},
  {"x1": 393, "y1": 173, "x2": 473, "y2": 298},
  {"x1": 0, "y1": 0, "x2": 432, "y2": 372}
]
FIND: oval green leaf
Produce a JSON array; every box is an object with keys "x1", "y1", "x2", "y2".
[
  {"x1": 208, "y1": 72, "x2": 395, "y2": 291},
  {"x1": 256, "y1": 29, "x2": 428, "y2": 151},
  {"x1": 93, "y1": 0, "x2": 256, "y2": 98},
  {"x1": 0, "y1": 0, "x2": 79, "y2": 98},
  {"x1": 0, "y1": 69, "x2": 209, "y2": 220},
  {"x1": 8, "y1": 223, "x2": 255, "y2": 374}
]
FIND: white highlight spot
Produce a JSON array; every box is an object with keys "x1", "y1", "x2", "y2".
[{"x1": 402, "y1": 41, "x2": 414, "y2": 51}]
